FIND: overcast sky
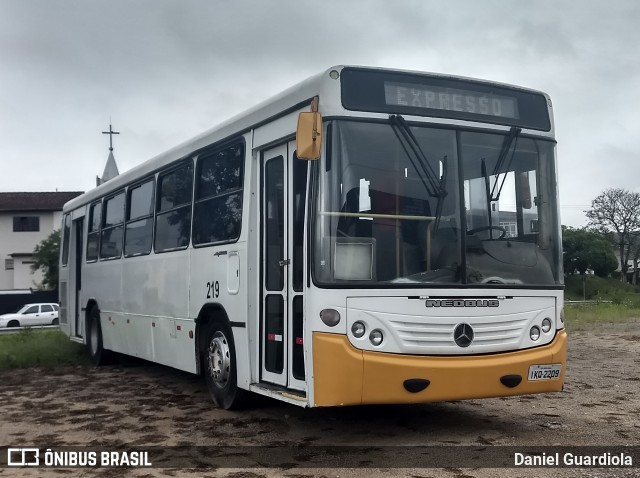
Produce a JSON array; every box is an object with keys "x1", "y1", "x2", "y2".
[{"x1": 1, "y1": 0, "x2": 638, "y2": 227}]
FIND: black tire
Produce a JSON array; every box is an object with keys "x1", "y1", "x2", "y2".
[
  {"x1": 52, "y1": 318, "x2": 59, "y2": 326},
  {"x1": 86, "y1": 307, "x2": 112, "y2": 366},
  {"x1": 203, "y1": 320, "x2": 246, "y2": 410},
  {"x1": 7, "y1": 320, "x2": 20, "y2": 328}
]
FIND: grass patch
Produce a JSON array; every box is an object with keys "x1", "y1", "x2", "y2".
[
  {"x1": 0, "y1": 329, "x2": 88, "y2": 370},
  {"x1": 564, "y1": 275, "x2": 640, "y2": 330},
  {"x1": 565, "y1": 275, "x2": 640, "y2": 304},
  {"x1": 565, "y1": 303, "x2": 640, "y2": 331}
]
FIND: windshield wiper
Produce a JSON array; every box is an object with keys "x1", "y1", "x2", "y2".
[
  {"x1": 489, "y1": 126, "x2": 521, "y2": 201},
  {"x1": 481, "y1": 158, "x2": 493, "y2": 235},
  {"x1": 389, "y1": 114, "x2": 448, "y2": 229},
  {"x1": 479, "y1": 126, "x2": 521, "y2": 239}
]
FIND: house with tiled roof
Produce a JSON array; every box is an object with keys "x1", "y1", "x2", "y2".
[{"x1": 0, "y1": 191, "x2": 83, "y2": 289}]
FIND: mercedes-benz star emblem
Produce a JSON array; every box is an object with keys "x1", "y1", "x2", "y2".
[{"x1": 453, "y1": 323, "x2": 474, "y2": 348}]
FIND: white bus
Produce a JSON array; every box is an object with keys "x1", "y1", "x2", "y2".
[{"x1": 59, "y1": 66, "x2": 566, "y2": 409}]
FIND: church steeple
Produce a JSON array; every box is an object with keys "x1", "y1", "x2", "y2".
[{"x1": 97, "y1": 122, "x2": 120, "y2": 186}]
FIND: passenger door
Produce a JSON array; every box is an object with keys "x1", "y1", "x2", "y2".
[
  {"x1": 73, "y1": 217, "x2": 84, "y2": 337},
  {"x1": 260, "y1": 142, "x2": 307, "y2": 391}
]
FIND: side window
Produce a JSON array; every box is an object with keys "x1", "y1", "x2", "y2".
[
  {"x1": 24, "y1": 306, "x2": 39, "y2": 314},
  {"x1": 87, "y1": 201, "x2": 102, "y2": 262},
  {"x1": 193, "y1": 142, "x2": 244, "y2": 245},
  {"x1": 41, "y1": 305, "x2": 53, "y2": 312},
  {"x1": 125, "y1": 179, "x2": 154, "y2": 256},
  {"x1": 53, "y1": 304, "x2": 59, "y2": 311},
  {"x1": 61, "y1": 214, "x2": 71, "y2": 266},
  {"x1": 100, "y1": 192, "x2": 125, "y2": 259},
  {"x1": 155, "y1": 162, "x2": 193, "y2": 252}
]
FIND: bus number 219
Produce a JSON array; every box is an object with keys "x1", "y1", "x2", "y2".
[{"x1": 206, "y1": 281, "x2": 220, "y2": 299}]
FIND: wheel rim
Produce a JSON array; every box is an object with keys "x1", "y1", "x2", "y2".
[
  {"x1": 90, "y1": 320, "x2": 99, "y2": 356},
  {"x1": 207, "y1": 331, "x2": 231, "y2": 389}
]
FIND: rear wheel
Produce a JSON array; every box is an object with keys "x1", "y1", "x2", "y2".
[
  {"x1": 86, "y1": 307, "x2": 112, "y2": 365},
  {"x1": 52, "y1": 318, "x2": 59, "y2": 326},
  {"x1": 204, "y1": 321, "x2": 246, "y2": 410}
]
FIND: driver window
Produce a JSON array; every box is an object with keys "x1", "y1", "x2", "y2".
[{"x1": 24, "y1": 306, "x2": 39, "y2": 314}]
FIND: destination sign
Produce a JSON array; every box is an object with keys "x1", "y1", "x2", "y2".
[
  {"x1": 384, "y1": 81, "x2": 519, "y2": 119},
  {"x1": 340, "y1": 68, "x2": 551, "y2": 131}
]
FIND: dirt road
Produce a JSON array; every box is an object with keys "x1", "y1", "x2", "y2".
[{"x1": 1, "y1": 321, "x2": 639, "y2": 477}]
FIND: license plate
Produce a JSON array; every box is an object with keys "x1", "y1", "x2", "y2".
[{"x1": 527, "y1": 364, "x2": 562, "y2": 381}]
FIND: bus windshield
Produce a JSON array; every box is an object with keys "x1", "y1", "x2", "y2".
[{"x1": 313, "y1": 120, "x2": 562, "y2": 286}]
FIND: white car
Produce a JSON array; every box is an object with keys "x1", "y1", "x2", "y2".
[{"x1": 0, "y1": 303, "x2": 60, "y2": 328}]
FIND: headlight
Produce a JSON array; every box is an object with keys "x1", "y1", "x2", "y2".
[
  {"x1": 351, "y1": 321, "x2": 366, "y2": 338},
  {"x1": 541, "y1": 318, "x2": 552, "y2": 333},
  {"x1": 530, "y1": 326, "x2": 541, "y2": 341},
  {"x1": 369, "y1": 329, "x2": 384, "y2": 346}
]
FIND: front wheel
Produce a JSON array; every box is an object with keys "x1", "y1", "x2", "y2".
[
  {"x1": 204, "y1": 321, "x2": 246, "y2": 410},
  {"x1": 86, "y1": 307, "x2": 112, "y2": 366}
]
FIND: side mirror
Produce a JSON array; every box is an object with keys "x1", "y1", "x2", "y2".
[{"x1": 296, "y1": 98, "x2": 322, "y2": 160}]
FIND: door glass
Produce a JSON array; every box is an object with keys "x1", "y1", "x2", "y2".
[
  {"x1": 264, "y1": 295, "x2": 284, "y2": 373},
  {"x1": 292, "y1": 296, "x2": 304, "y2": 380},
  {"x1": 265, "y1": 157, "x2": 284, "y2": 291},
  {"x1": 292, "y1": 157, "x2": 308, "y2": 292}
]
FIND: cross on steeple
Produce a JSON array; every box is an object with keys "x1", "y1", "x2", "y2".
[{"x1": 102, "y1": 123, "x2": 120, "y2": 152}]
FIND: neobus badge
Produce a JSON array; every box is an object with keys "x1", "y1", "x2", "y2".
[{"x1": 425, "y1": 299, "x2": 500, "y2": 308}]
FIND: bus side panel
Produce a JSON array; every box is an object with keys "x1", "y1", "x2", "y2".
[
  {"x1": 82, "y1": 259, "x2": 122, "y2": 352},
  {"x1": 189, "y1": 242, "x2": 250, "y2": 385},
  {"x1": 121, "y1": 255, "x2": 156, "y2": 362},
  {"x1": 130, "y1": 249, "x2": 193, "y2": 372}
]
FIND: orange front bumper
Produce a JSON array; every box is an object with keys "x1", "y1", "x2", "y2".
[{"x1": 313, "y1": 330, "x2": 566, "y2": 407}]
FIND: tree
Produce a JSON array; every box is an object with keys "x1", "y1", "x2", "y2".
[
  {"x1": 562, "y1": 226, "x2": 618, "y2": 277},
  {"x1": 585, "y1": 188, "x2": 640, "y2": 282},
  {"x1": 31, "y1": 230, "x2": 60, "y2": 290}
]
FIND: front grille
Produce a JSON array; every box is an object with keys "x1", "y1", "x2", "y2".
[{"x1": 390, "y1": 315, "x2": 528, "y2": 350}]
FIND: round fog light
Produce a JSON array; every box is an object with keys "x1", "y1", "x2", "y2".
[
  {"x1": 369, "y1": 329, "x2": 384, "y2": 346},
  {"x1": 530, "y1": 326, "x2": 541, "y2": 341},
  {"x1": 541, "y1": 318, "x2": 552, "y2": 333},
  {"x1": 320, "y1": 309, "x2": 341, "y2": 327},
  {"x1": 351, "y1": 321, "x2": 366, "y2": 338}
]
